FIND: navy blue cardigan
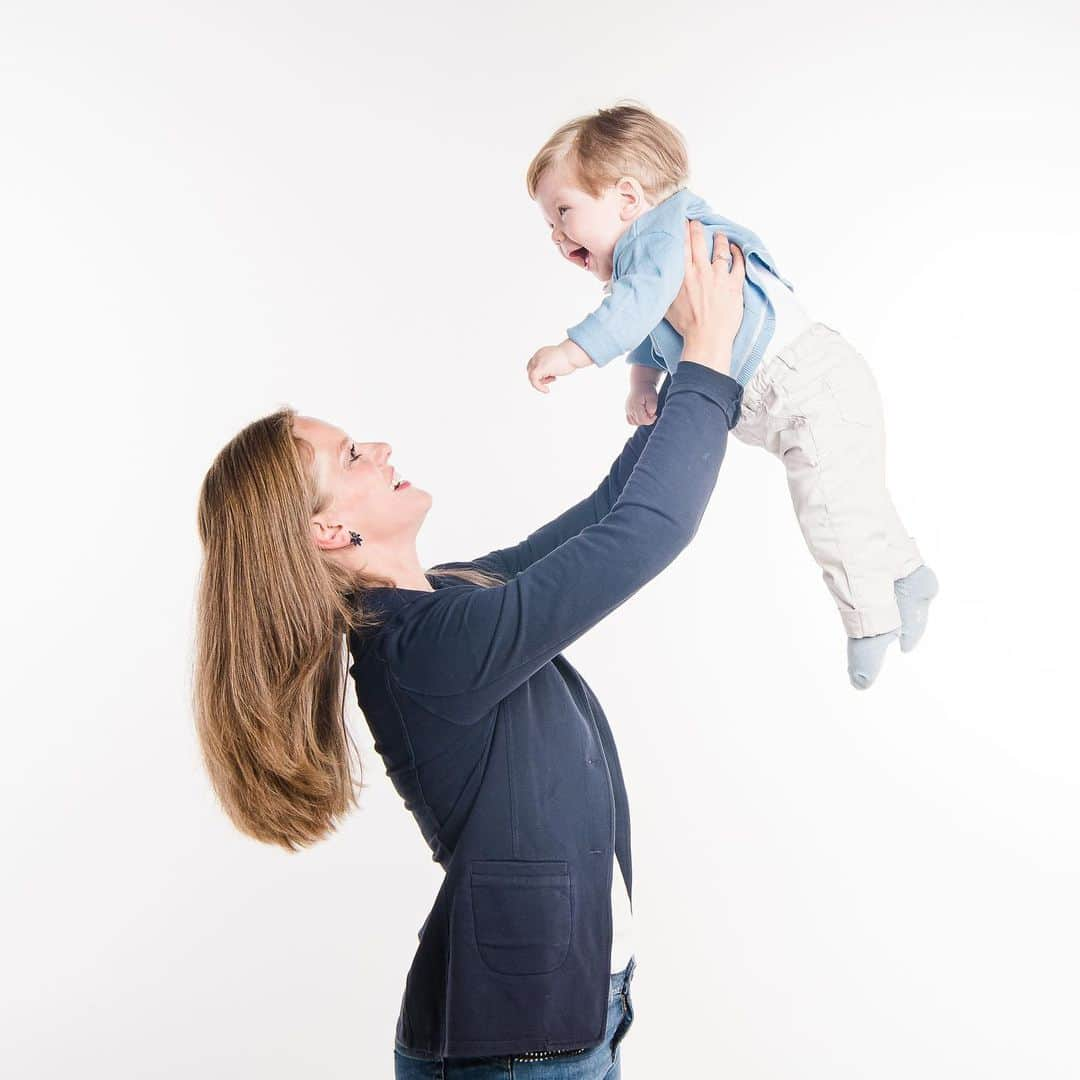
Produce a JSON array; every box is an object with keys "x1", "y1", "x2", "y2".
[{"x1": 347, "y1": 361, "x2": 742, "y2": 1058}]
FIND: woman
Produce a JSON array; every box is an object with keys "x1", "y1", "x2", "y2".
[{"x1": 193, "y1": 221, "x2": 746, "y2": 1077}]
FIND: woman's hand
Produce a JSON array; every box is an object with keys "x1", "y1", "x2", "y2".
[{"x1": 665, "y1": 220, "x2": 746, "y2": 376}]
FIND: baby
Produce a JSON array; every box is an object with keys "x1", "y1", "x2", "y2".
[{"x1": 525, "y1": 103, "x2": 938, "y2": 690}]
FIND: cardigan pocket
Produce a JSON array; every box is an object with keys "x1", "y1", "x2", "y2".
[{"x1": 470, "y1": 860, "x2": 572, "y2": 976}]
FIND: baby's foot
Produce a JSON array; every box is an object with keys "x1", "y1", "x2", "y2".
[
  {"x1": 894, "y1": 565, "x2": 939, "y2": 653},
  {"x1": 847, "y1": 630, "x2": 900, "y2": 690}
]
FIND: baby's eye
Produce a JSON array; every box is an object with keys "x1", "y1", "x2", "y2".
[
  {"x1": 557, "y1": 206, "x2": 568, "y2": 217},
  {"x1": 349, "y1": 443, "x2": 359, "y2": 463}
]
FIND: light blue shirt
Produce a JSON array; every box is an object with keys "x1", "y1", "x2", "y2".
[{"x1": 566, "y1": 188, "x2": 794, "y2": 386}]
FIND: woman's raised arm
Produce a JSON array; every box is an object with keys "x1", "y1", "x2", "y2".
[
  {"x1": 379, "y1": 362, "x2": 740, "y2": 722},
  {"x1": 373, "y1": 225, "x2": 747, "y2": 723},
  {"x1": 448, "y1": 222, "x2": 745, "y2": 583},
  {"x1": 450, "y1": 375, "x2": 672, "y2": 581}
]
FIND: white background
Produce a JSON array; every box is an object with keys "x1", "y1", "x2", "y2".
[{"x1": 3, "y1": 2, "x2": 1078, "y2": 1077}]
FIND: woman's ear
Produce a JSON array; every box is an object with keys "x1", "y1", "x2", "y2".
[
  {"x1": 310, "y1": 519, "x2": 352, "y2": 553},
  {"x1": 614, "y1": 176, "x2": 649, "y2": 221}
]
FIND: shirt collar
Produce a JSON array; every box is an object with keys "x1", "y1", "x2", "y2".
[
  {"x1": 349, "y1": 572, "x2": 446, "y2": 621},
  {"x1": 612, "y1": 187, "x2": 699, "y2": 267}
]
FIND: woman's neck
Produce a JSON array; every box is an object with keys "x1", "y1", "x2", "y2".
[
  {"x1": 366, "y1": 547, "x2": 434, "y2": 591},
  {"x1": 392, "y1": 568, "x2": 434, "y2": 591}
]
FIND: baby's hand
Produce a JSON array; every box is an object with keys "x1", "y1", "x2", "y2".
[
  {"x1": 626, "y1": 365, "x2": 662, "y2": 425},
  {"x1": 625, "y1": 383, "x2": 659, "y2": 426},
  {"x1": 527, "y1": 339, "x2": 592, "y2": 394}
]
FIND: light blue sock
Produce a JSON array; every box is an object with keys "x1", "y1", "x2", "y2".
[
  {"x1": 847, "y1": 630, "x2": 900, "y2": 690},
  {"x1": 894, "y1": 564, "x2": 939, "y2": 653}
]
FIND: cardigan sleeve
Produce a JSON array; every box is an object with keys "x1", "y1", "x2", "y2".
[
  {"x1": 625, "y1": 335, "x2": 667, "y2": 370},
  {"x1": 449, "y1": 374, "x2": 674, "y2": 581},
  {"x1": 378, "y1": 362, "x2": 741, "y2": 723},
  {"x1": 565, "y1": 230, "x2": 684, "y2": 366}
]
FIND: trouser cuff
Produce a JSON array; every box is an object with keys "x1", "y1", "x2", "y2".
[{"x1": 841, "y1": 602, "x2": 902, "y2": 639}]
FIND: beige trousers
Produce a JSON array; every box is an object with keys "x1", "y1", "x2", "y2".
[{"x1": 732, "y1": 322, "x2": 923, "y2": 638}]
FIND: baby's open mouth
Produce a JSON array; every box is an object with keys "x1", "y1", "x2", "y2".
[{"x1": 568, "y1": 245, "x2": 591, "y2": 270}]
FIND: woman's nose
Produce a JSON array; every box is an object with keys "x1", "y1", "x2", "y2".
[{"x1": 359, "y1": 442, "x2": 391, "y2": 463}]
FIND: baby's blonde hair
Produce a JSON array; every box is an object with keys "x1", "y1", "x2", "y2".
[{"x1": 526, "y1": 100, "x2": 690, "y2": 203}]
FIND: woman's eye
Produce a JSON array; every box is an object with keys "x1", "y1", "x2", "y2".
[
  {"x1": 558, "y1": 206, "x2": 568, "y2": 217},
  {"x1": 348, "y1": 443, "x2": 359, "y2": 463}
]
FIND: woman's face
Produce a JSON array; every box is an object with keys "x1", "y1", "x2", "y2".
[{"x1": 292, "y1": 415, "x2": 431, "y2": 552}]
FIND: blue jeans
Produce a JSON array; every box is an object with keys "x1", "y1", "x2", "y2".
[{"x1": 393, "y1": 958, "x2": 636, "y2": 1079}]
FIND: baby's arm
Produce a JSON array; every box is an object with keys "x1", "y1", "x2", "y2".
[
  {"x1": 526, "y1": 339, "x2": 594, "y2": 393},
  {"x1": 526, "y1": 229, "x2": 683, "y2": 394},
  {"x1": 568, "y1": 230, "x2": 685, "y2": 366}
]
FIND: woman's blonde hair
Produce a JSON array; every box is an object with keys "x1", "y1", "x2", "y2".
[
  {"x1": 192, "y1": 406, "x2": 503, "y2": 851},
  {"x1": 526, "y1": 100, "x2": 690, "y2": 203}
]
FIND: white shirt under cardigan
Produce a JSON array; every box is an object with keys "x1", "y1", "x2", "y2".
[
  {"x1": 610, "y1": 861, "x2": 635, "y2": 972},
  {"x1": 752, "y1": 262, "x2": 814, "y2": 364}
]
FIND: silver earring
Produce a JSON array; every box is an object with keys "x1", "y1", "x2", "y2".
[{"x1": 348, "y1": 530, "x2": 364, "y2": 547}]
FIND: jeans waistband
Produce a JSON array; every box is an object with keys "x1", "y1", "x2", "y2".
[{"x1": 609, "y1": 954, "x2": 636, "y2": 1002}]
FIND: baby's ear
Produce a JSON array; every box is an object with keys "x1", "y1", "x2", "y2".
[{"x1": 615, "y1": 175, "x2": 647, "y2": 216}]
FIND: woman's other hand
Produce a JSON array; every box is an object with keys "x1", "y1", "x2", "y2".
[{"x1": 665, "y1": 220, "x2": 746, "y2": 376}]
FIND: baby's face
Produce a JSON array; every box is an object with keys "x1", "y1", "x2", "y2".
[{"x1": 534, "y1": 159, "x2": 628, "y2": 283}]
